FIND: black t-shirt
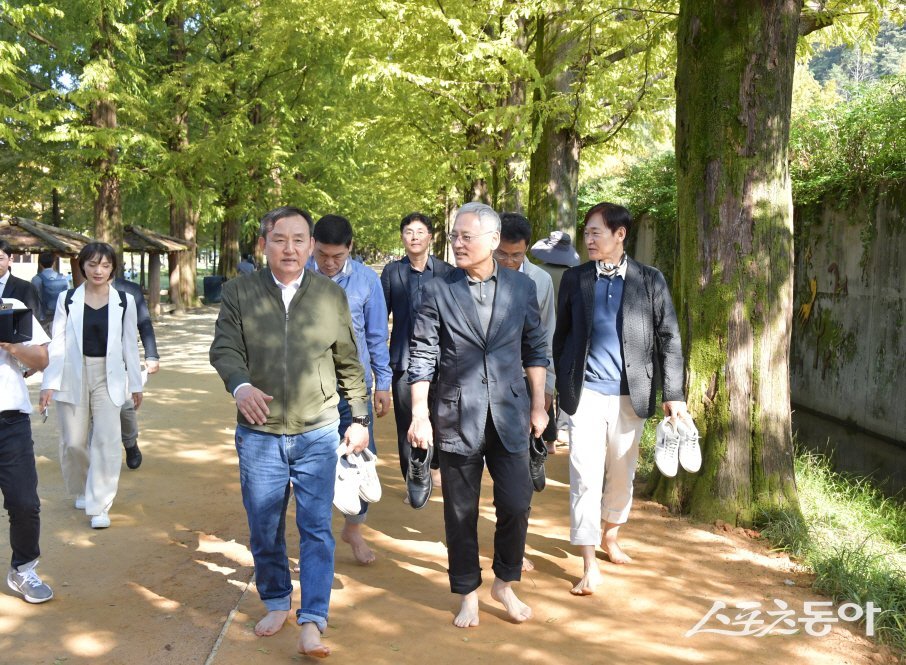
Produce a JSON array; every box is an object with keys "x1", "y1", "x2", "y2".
[{"x1": 83, "y1": 304, "x2": 109, "y2": 357}]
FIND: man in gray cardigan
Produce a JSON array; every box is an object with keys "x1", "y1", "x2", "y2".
[{"x1": 210, "y1": 206, "x2": 368, "y2": 658}]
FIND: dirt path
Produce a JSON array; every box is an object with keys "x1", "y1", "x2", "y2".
[{"x1": 1, "y1": 307, "x2": 896, "y2": 664}]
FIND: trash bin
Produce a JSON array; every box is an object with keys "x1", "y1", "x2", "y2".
[{"x1": 203, "y1": 275, "x2": 227, "y2": 304}]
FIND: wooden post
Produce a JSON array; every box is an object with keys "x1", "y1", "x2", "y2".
[
  {"x1": 140, "y1": 251, "x2": 146, "y2": 289},
  {"x1": 148, "y1": 252, "x2": 162, "y2": 318}
]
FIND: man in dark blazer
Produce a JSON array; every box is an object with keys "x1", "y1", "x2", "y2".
[
  {"x1": 407, "y1": 202, "x2": 548, "y2": 629},
  {"x1": 0, "y1": 241, "x2": 40, "y2": 315},
  {"x1": 552, "y1": 201, "x2": 687, "y2": 594},
  {"x1": 113, "y1": 277, "x2": 160, "y2": 469},
  {"x1": 380, "y1": 212, "x2": 453, "y2": 480}
]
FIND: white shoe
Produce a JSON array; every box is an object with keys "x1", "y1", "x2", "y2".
[
  {"x1": 74, "y1": 495, "x2": 86, "y2": 510},
  {"x1": 676, "y1": 417, "x2": 702, "y2": 473},
  {"x1": 356, "y1": 449, "x2": 382, "y2": 503},
  {"x1": 333, "y1": 445, "x2": 364, "y2": 516},
  {"x1": 654, "y1": 419, "x2": 680, "y2": 478},
  {"x1": 90, "y1": 512, "x2": 111, "y2": 529}
]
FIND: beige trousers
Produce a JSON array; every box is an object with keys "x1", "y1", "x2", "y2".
[
  {"x1": 57, "y1": 357, "x2": 123, "y2": 516},
  {"x1": 569, "y1": 391, "x2": 645, "y2": 544}
]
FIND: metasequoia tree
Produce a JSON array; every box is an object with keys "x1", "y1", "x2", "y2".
[{"x1": 653, "y1": 0, "x2": 900, "y2": 523}]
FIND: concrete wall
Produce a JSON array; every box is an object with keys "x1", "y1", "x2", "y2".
[{"x1": 790, "y1": 185, "x2": 906, "y2": 443}]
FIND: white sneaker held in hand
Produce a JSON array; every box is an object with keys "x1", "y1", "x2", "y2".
[
  {"x1": 333, "y1": 444, "x2": 364, "y2": 515},
  {"x1": 676, "y1": 416, "x2": 702, "y2": 473},
  {"x1": 356, "y1": 448, "x2": 382, "y2": 503},
  {"x1": 654, "y1": 418, "x2": 680, "y2": 478}
]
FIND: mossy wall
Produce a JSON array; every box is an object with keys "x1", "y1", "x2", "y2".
[{"x1": 790, "y1": 184, "x2": 905, "y2": 443}]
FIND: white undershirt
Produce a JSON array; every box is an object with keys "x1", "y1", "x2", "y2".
[{"x1": 0, "y1": 299, "x2": 50, "y2": 414}]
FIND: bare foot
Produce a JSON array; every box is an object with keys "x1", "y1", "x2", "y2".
[
  {"x1": 431, "y1": 467, "x2": 442, "y2": 488},
  {"x1": 570, "y1": 565, "x2": 603, "y2": 596},
  {"x1": 255, "y1": 609, "x2": 289, "y2": 636},
  {"x1": 490, "y1": 579, "x2": 532, "y2": 623},
  {"x1": 453, "y1": 591, "x2": 480, "y2": 628},
  {"x1": 522, "y1": 556, "x2": 535, "y2": 572},
  {"x1": 546, "y1": 441, "x2": 556, "y2": 455},
  {"x1": 341, "y1": 522, "x2": 376, "y2": 565},
  {"x1": 297, "y1": 622, "x2": 330, "y2": 658},
  {"x1": 603, "y1": 537, "x2": 633, "y2": 564}
]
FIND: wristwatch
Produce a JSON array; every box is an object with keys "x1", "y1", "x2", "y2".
[{"x1": 352, "y1": 415, "x2": 372, "y2": 427}]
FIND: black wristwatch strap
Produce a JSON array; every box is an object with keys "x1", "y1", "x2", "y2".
[{"x1": 352, "y1": 415, "x2": 372, "y2": 427}]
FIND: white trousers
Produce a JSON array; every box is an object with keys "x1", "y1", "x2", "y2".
[
  {"x1": 58, "y1": 357, "x2": 123, "y2": 516},
  {"x1": 569, "y1": 391, "x2": 645, "y2": 545}
]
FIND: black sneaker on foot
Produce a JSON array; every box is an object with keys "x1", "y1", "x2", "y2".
[
  {"x1": 529, "y1": 436, "x2": 547, "y2": 492},
  {"x1": 407, "y1": 446, "x2": 433, "y2": 509},
  {"x1": 126, "y1": 443, "x2": 143, "y2": 470}
]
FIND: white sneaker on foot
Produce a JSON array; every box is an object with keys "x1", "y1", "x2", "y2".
[
  {"x1": 677, "y1": 417, "x2": 702, "y2": 473},
  {"x1": 7, "y1": 559, "x2": 54, "y2": 604},
  {"x1": 90, "y1": 512, "x2": 111, "y2": 529},
  {"x1": 655, "y1": 419, "x2": 680, "y2": 477},
  {"x1": 74, "y1": 495, "x2": 86, "y2": 510}
]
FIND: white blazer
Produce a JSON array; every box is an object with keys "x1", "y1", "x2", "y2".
[{"x1": 42, "y1": 283, "x2": 143, "y2": 407}]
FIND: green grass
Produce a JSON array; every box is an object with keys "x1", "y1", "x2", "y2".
[{"x1": 758, "y1": 448, "x2": 906, "y2": 653}]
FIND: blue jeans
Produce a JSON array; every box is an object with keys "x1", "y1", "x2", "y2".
[
  {"x1": 235, "y1": 422, "x2": 339, "y2": 632},
  {"x1": 337, "y1": 396, "x2": 375, "y2": 524}
]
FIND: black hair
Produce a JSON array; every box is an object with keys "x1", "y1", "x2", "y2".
[
  {"x1": 38, "y1": 251, "x2": 55, "y2": 269},
  {"x1": 400, "y1": 212, "x2": 434, "y2": 235},
  {"x1": 0, "y1": 239, "x2": 11, "y2": 257},
  {"x1": 77, "y1": 241, "x2": 117, "y2": 279},
  {"x1": 313, "y1": 214, "x2": 353, "y2": 247},
  {"x1": 259, "y1": 206, "x2": 314, "y2": 238},
  {"x1": 583, "y1": 202, "x2": 632, "y2": 235},
  {"x1": 499, "y1": 212, "x2": 532, "y2": 245}
]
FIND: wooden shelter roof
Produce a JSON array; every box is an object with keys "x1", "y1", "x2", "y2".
[
  {"x1": 0, "y1": 217, "x2": 189, "y2": 255},
  {"x1": 0, "y1": 216, "x2": 90, "y2": 255}
]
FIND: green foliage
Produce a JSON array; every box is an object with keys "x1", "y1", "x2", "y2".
[
  {"x1": 790, "y1": 74, "x2": 906, "y2": 206},
  {"x1": 758, "y1": 448, "x2": 906, "y2": 651}
]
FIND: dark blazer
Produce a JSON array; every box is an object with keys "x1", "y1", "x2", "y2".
[
  {"x1": 552, "y1": 258, "x2": 685, "y2": 419},
  {"x1": 2, "y1": 274, "x2": 40, "y2": 315},
  {"x1": 380, "y1": 255, "x2": 454, "y2": 371},
  {"x1": 408, "y1": 266, "x2": 549, "y2": 455},
  {"x1": 113, "y1": 278, "x2": 159, "y2": 360}
]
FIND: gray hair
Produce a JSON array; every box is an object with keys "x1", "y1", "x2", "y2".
[{"x1": 454, "y1": 202, "x2": 501, "y2": 232}]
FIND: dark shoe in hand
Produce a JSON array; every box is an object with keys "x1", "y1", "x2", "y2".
[
  {"x1": 407, "y1": 446, "x2": 433, "y2": 509},
  {"x1": 126, "y1": 444, "x2": 143, "y2": 470},
  {"x1": 529, "y1": 436, "x2": 547, "y2": 492}
]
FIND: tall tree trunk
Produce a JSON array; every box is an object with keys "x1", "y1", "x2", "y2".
[
  {"x1": 651, "y1": 0, "x2": 800, "y2": 525},
  {"x1": 218, "y1": 187, "x2": 241, "y2": 278},
  {"x1": 51, "y1": 188, "x2": 61, "y2": 226},
  {"x1": 500, "y1": 16, "x2": 528, "y2": 214},
  {"x1": 527, "y1": 14, "x2": 581, "y2": 242},
  {"x1": 90, "y1": 10, "x2": 122, "y2": 267},
  {"x1": 166, "y1": 8, "x2": 197, "y2": 311}
]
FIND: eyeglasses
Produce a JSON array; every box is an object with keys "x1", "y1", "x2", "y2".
[
  {"x1": 447, "y1": 230, "x2": 495, "y2": 245},
  {"x1": 493, "y1": 250, "x2": 525, "y2": 263},
  {"x1": 402, "y1": 230, "x2": 429, "y2": 239}
]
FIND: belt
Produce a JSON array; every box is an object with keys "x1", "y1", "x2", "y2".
[{"x1": 0, "y1": 410, "x2": 25, "y2": 418}]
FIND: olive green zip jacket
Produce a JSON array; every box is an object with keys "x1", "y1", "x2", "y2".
[{"x1": 210, "y1": 268, "x2": 368, "y2": 434}]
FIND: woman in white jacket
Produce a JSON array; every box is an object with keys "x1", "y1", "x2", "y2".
[{"x1": 39, "y1": 243, "x2": 142, "y2": 529}]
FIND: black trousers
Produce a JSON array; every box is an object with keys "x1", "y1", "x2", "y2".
[
  {"x1": 0, "y1": 412, "x2": 41, "y2": 568},
  {"x1": 391, "y1": 369, "x2": 439, "y2": 478},
  {"x1": 438, "y1": 413, "x2": 533, "y2": 594}
]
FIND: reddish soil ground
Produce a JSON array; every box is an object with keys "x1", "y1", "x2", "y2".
[{"x1": 1, "y1": 308, "x2": 897, "y2": 664}]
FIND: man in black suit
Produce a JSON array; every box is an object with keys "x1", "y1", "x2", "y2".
[
  {"x1": 112, "y1": 277, "x2": 160, "y2": 469},
  {"x1": 0, "y1": 241, "x2": 40, "y2": 314},
  {"x1": 407, "y1": 202, "x2": 548, "y2": 628},
  {"x1": 380, "y1": 213, "x2": 453, "y2": 480}
]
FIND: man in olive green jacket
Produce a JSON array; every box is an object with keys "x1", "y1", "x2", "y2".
[{"x1": 210, "y1": 206, "x2": 368, "y2": 658}]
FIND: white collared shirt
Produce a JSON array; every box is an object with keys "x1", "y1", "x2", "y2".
[
  {"x1": 272, "y1": 270, "x2": 304, "y2": 312},
  {"x1": 0, "y1": 271, "x2": 9, "y2": 298},
  {"x1": 0, "y1": 299, "x2": 50, "y2": 414}
]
